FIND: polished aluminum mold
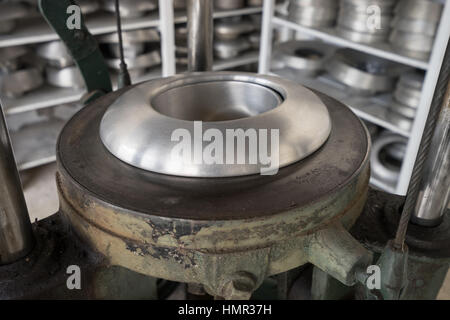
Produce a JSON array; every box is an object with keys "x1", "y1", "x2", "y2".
[
  {"x1": 214, "y1": 38, "x2": 251, "y2": 59},
  {"x1": 103, "y1": 0, "x2": 158, "y2": 18},
  {"x1": 0, "y1": 68, "x2": 43, "y2": 98},
  {"x1": 371, "y1": 134, "x2": 408, "y2": 184},
  {"x1": 287, "y1": 0, "x2": 337, "y2": 28},
  {"x1": 277, "y1": 40, "x2": 335, "y2": 76},
  {"x1": 327, "y1": 48, "x2": 406, "y2": 95},
  {"x1": 214, "y1": 18, "x2": 255, "y2": 41},
  {"x1": 337, "y1": 0, "x2": 395, "y2": 44},
  {"x1": 37, "y1": 41, "x2": 74, "y2": 68},
  {"x1": 389, "y1": 0, "x2": 442, "y2": 58},
  {"x1": 386, "y1": 109, "x2": 413, "y2": 132},
  {"x1": 99, "y1": 72, "x2": 332, "y2": 178},
  {"x1": 46, "y1": 66, "x2": 84, "y2": 89}
]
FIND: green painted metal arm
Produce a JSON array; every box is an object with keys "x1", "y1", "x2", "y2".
[{"x1": 38, "y1": 0, "x2": 112, "y2": 102}]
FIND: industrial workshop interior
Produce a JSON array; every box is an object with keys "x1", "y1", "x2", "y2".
[{"x1": 0, "y1": 0, "x2": 449, "y2": 307}]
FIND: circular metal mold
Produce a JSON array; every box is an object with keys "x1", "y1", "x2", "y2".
[
  {"x1": 37, "y1": 41, "x2": 74, "y2": 68},
  {"x1": 386, "y1": 109, "x2": 413, "y2": 132},
  {"x1": 337, "y1": 27, "x2": 388, "y2": 44},
  {"x1": 103, "y1": 0, "x2": 158, "y2": 18},
  {"x1": 214, "y1": 0, "x2": 244, "y2": 10},
  {"x1": 389, "y1": 30, "x2": 434, "y2": 53},
  {"x1": 338, "y1": 11, "x2": 392, "y2": 35},
  {"x1": 371, "y1": 134, "x2": 407, "y2": 184},
  {"x1": 386, "y1": 141, "x2": 406, "y2": 162},
  {"x1": 0, "y1": 68, "x2": 43, "y2": 98},
  {"x1": 288, "y1": 6, "x2": 336, "y2": 22},
  {"x1": 327, "y1": 48, "x2": 406, "y2": 95},
  {"x1": 99, "y1": 72, "x2": 332, "y2": 178},
  {"x1": 342, "y1": 0, "x2": 396, "y2": 11},
  {"x1": 390, "y1": 99, "x2": 417, "y2": 119},
  {"x1": 277, "y1": 40, "x2": 335, "y2": 76},
  {"x1": 399, "y1": 70, "x2": 424, "y2": 90},
  {"x1": 394, "y1": 83, "x2": 421, "y2": 109},
  {"x1": 106, "y1": 50, "x2": 161, "y2": 70},
  {"x1": 78, "y1": 0, "x2": 100, "y2": 15},
  {"x1": 214, "y1": 38, "x2": 251, "y2": 59},
  {"x1": 214, "y1": 19, "x2": 255, "y2": 40},
  {"x1": 97, "y1": 29, "x2": 160, "y2": 45},
  {"x1": 291, "y1": 0, "x2": 338, "y2": 7},
  {"x1": 391, "y1": 17, "x2": 437, "y2": 37},
  {"x1": 395, "y1": 0, "x2": 443, "y2": 22},
  {"x1": 58, "y1": 85, "x2": 369, "y2": 220},
  {"x1": 46, "y1": 66, "x2": 84, "y2": 89},
  {"x1": 390, "y1": 45, "x2": 431, "y2": 60}
]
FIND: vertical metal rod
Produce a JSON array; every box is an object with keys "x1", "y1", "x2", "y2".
[
  {"x1": 394, "y1": 42, "x2": 450, "y2": 248},
  {"x1": 258, "y1": 0, "x2": 276, "y2": 74},
  {"x1": 411, "y1": 82, "x2": 450, "y2": 227},
  {"x1": 159, "y1": 0, "x2": 176, "y2": 77},
  {"x1": 115, "y1": 0, "x2": 131, "y2": 88},
  {"x1": 187, "y1": 0, "x2": 213, "y2": 72},
  {"x1": 0, "y1": 103, "x2": 34, "y2": 265},
  {"x1": 396, "y1": 1, "x2": 450, "y2": 195}
]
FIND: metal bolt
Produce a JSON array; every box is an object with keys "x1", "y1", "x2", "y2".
[{"x1": 220, "y1": 272, "x2": 257, "y2": 300}]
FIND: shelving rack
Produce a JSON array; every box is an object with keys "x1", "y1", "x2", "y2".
[
  {"x1": 258, "y1": 0, "x2": 450, "y2": 195},
  {"x1": 1, "y1": 1, "x2": 263, "y2": 171}
]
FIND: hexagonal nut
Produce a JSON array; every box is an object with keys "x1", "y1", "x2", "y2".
[{"x1": 220, "y1": 272, "x2": 257, "y2": 300}]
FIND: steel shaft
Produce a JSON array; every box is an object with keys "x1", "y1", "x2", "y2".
[
  {"x1": 0, "y1": 102, "x2": 34, "y2": 265},
  {"x1": 187, "y1": 0, "x2": 213, "y2": 72}
]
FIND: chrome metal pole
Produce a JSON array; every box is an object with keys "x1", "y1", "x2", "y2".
[
  {"x1": 187, "y1": 0, "x2": 213, "y2": 72},
  {"x1": 411, "y1": 83, "x2": 450, "y2": 227},
  {"x1": 0, "y1": 102, "x2": 34, "y2": 265}
]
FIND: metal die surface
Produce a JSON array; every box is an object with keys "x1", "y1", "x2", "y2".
[{"x1": 99, "y1": 72, "x2": 332, "y2": 177}]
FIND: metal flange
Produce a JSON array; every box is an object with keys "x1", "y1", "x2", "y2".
[
  {"x1": 277, "y1": 40, "x2": 335, "y2": 76},
  {"x1": 214, "y1": 18, "x2": 255, "y2": 40},
  {"x1": 395, "y1": 0, "x2": 443, "y2": 23},
  {"x1": 0, "y1": 68, "x2": 43, "y2": 98},
  {"x1": 327, "y1": 48, "x2": 406, "y2": 95},
  {"x1": 45, "y1": 66, "x2": 84, "y2": 89},
  {"x1": 37, "y1": 41, "x2": 74, "y2": 68},
  {"x1": 371, "y1": 134, "x2": 407, "y2": 183},
  {"x1": 214, "y1": 38, "x2": 251, "y2": 59},
  {"x1": 103, "y1": 0, "x2": 158, "y2": 18}
]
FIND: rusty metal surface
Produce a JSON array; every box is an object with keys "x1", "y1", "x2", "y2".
[{"x1": 57, "y1": 87, "x2": 369, "y2": 221}]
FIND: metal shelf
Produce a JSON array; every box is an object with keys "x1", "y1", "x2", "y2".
[
  {"x1": 274, "y1": 69, "x2": 411, "y2": 137},
  {"x1": 4, "y1": 51, "x2": 259, "y2": 116},
  {"x1": 214, "y1": 51, "x2": 259, "y2": 71},
  {"x1": 0, "y1": 7, "x2": 262, "y2": 48},
  {"x1": 272, "y1": 16, "x2": 430, "y2": 70},
  {"x1": 4, "y1": 86, "x2": 85, "y2": 115},
  {"x1": 10, "y1": 118, "x2": 66, "y2": 171}
]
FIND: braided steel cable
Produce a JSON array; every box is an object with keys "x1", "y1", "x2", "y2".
[{"x1": 393, "y1": 42, "x2": 450, "y2": 250}]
